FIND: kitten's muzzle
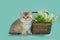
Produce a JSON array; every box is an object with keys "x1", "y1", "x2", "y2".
[{"x1": 25, "y1": 18, "x2": 27, "y2": 19}]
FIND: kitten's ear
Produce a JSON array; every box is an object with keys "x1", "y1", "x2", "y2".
[
  {"x1": 20, "y1": 12, "x2": 24, "y2": 16},
  {"x1": 29, "y1": 12, "x2": 32, "y2": 15},
  {"x1": 20, "y1": 12, "x2": 24, "y2": 18},
  {"x1": 29, "y1": 12, "x2": 32, "y2": 18}
]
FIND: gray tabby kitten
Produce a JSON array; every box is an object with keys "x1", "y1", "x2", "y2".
[{"x1": 9, "y1": 12, "x2": 32, "y2": 35}]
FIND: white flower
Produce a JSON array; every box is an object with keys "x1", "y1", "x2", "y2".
[
  {"x1": 37, "y1": 11, "x2": 57, "y2": 22},
  {"x1": 38, "y1": 11, "x2": 44, "y2": 15},
  {"x1": 48, "y1": 14, "x2": 57, "y2": 21},
  {"x1": 38, "y1": 11, "x2": 48, "y2": 19},
  {"x1": 44, "y1": 12, "x2": 48, "y2": 19},
  {"x1": 34, "y1": 19, "x2": 37, "y2": 22},
  {"x1": 50, "y1": 15, "x2": 53, "y2": 19}
]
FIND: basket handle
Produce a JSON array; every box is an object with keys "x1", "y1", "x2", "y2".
[
  {"x1": 32, "y1": 12, "x2": 38, "y2": 13},
  {"x1": 32, "y1": 11, "x2": 49, "y2": 15}
]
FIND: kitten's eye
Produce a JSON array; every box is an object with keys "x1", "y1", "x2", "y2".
[
  {"x1": 23, "y1": 16, "x2": 25, "y2": 18},
  {"x1": 27, "y1": 16, "x2": 29, "y2": 18}
]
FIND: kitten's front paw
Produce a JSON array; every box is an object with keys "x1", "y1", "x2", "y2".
[
  {"x1": 21, "y1": 31, "x2": 27, "y2": 35},
  {"x1": 29, "y1": 32, "x2": 32, "y2": 35},
  {"x1": 28, "y1": 30, "x2": 32, "y2": 35}
]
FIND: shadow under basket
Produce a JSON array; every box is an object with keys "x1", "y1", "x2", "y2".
[{"x1": 31, "y1": 23, "x2": 52, "y2": 34}]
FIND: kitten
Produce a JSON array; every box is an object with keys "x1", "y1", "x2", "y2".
[{"x1": 9, "y1": 12, "x2": 32, "y2": 35}]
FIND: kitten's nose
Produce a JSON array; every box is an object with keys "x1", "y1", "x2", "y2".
[{"x1": 25, "y1": 18, "x2": 27, "y2": 19}]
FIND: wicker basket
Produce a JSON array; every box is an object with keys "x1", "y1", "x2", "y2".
[{"x1": 31, "y1": 22, "x2": 52, "y2": 34}]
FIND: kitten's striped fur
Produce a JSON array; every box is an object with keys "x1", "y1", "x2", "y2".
[{"x1": 9, "y1": 12, "x2": 32, "y2": 35}]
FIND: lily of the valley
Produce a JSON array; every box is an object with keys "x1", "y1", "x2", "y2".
[{"x1": 38, "y1": 11, "x2": 57, "y2": 21}]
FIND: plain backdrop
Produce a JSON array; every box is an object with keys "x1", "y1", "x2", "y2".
[{"x1": 0, "y1": 0, "x2": 60, "y2": 40}]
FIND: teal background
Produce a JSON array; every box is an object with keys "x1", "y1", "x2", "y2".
[{"x1": 0, "y1": 0, "x2": 60, "y2": 40}]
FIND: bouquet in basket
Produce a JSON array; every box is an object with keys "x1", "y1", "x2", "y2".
[
  {"x1": 32, "y1": 11, "x2": 57, "y2": 34},
  {"x1": 33, "y1": 11, "x2": 57, "y2": 23}
]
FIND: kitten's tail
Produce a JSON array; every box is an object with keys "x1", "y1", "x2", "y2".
[
  {"x1": 9, "y1": 31, "x2": 20, "y2": 35},
  {"x1": 9, "y1": 28, "x2": 21, "y2": 35}
]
